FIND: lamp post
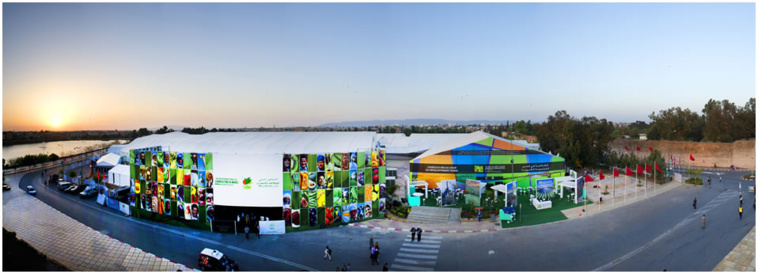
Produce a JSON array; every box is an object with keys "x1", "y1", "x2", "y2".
[{"x1": 57, "y1": 144, "x2": 64, "y2": 180}]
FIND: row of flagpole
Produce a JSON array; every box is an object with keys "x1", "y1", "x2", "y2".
[{"x1": 582, "y1": 155, "x2": 696, "y2": 209}]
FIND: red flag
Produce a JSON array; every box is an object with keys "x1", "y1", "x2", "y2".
[
  {"x1": 624, "y1": 146, "x2": 629, "y2": 151},
  {"x1": 599, "y1": 171, "x2": 605, "y2": 180},
  {"x1": 649, "y1": 147, "x2": 653, "y2": 152},
  {"x1": 584, "y1": 173, "x2": 594, "y2": 182},
  {"x1": 645, "y1": 164, "x2": 652, "y2": 173},
  {"x1": 636, "y1": 165, "x2": 643, "y2": 174},
  {"x1": 613, "y1": 167, "x2": 619, "y2": 177},
  {"x1": 655, "y1": 162, "x2": 663, "y2": 172},
  {"x1": 625, "y1": 166, "x2": 633, "y2": 176},
  {"x1": 690, "y1": 154, "x2": 695, "y2": 161},
  {"x1": 636, "y1": 146, "x2": 641, "y2": 151},
  {"x1": 96, "y1": 171, "x2": 100, "y2": 179}
]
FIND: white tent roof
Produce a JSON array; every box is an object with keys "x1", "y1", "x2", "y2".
[
  {"x1": 96, "y1": 153, "x2": 121, "y2": 167},
  {"x1": 111, "y1": 131, "x2": 378, "y2": 155},
  {"x1": 376, "y1": 133, "x2": 467, "y2": 154}
]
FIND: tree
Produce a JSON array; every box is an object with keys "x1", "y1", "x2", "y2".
[
  {"x1": 535, "y1": 111, "x2": 613, "y2": 169},
  {"x1": 68, "y1": 169, "x2": 77, "y2": 178},
  {"x1": 136, "y1": 128, "x2": 153, "y2": 137},
  {"x1": 155, "y1": 126, "x2": 173, "y2": 135}
]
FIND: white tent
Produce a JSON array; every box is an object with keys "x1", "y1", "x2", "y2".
[
  {"x1": 112, "y1": 131, "x2": 379, "y2": 155},
  {"x1": 108, "y1": 164, "x2": 131, "y2": 188},
  {"x1": 555, "y1": 176, "x2": 578, "y2": 203}
]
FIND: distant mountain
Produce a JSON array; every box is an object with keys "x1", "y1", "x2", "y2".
[{"x1": 319, "y1": 119, "x2": 513, "y2": 127}]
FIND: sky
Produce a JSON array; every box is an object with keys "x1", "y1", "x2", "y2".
[{"x1": 2, "y1": 3, "x2": 755, "y2": 131}]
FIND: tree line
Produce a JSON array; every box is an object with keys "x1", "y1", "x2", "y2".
[{"x1": 646, "y1": 98, "x2": 755, "y2": 142}]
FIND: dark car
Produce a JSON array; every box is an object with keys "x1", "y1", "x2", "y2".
[
  {"x1": 198, "y1": 248, "x2": 239, "y2": 271},
  {"x1": 26, "y1": 185, "x2": 37, "y2": 195},
  {"x1": 80, "y1": 186, "x2": 98, "y2": 198},
  {"x1": 67, "y1": 184, "x2": 86, "y2": 194}
]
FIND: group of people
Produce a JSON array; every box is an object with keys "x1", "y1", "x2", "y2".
[
  {"x1": 327, "y1": 235, "x2": 389, "y2": 271},
  {"x1": 239, "y1": 212, "x2": 261, "y2": 240},
  {"x1": 696, "y1": 192, "x2": 754, "y2": 230},
  {"x1": 410, "y1": 227, "x2": 423, "y2": 242}
]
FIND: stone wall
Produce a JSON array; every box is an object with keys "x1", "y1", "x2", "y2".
[{"x1": 609, "y1": 139, "x2": 755, "y2": 169}]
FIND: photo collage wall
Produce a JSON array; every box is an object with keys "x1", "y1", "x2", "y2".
[
  {"x1": 129, "y1": 149, "x2": 215, "y2": 223},
  {"x1": 283, "y1": 149, "x2": 387, "y2": 229}
]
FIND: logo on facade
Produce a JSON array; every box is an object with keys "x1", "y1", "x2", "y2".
[{"x1": 474, "y1": 165, "x2": 484, "y2": 173}]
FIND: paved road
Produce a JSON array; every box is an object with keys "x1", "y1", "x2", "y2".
[{"x1": 15, "y1": 166, "x2": 755, "y2": 271}]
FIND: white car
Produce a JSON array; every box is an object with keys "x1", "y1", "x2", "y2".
[{"x1": 26, "y1": 185, "x2": 37, "y2": 195}]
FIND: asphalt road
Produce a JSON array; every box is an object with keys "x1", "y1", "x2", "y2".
[{"x1": 14, "y1": 166, "x2": 756, "y2": 271}]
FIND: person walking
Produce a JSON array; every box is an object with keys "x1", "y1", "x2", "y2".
[
  {"x1": 417, "y1": 227, "x2": 422, "y2": 242},
  {"x1": 370, "y1": 245, "x2": 377, "y2": 265},
  {"x1": 739, "y1": 205, "x2": 743, "y2": 220},
  {"x1": 702, "y1": 214, "x2": 706, "y2": 229},
  {"x1": 324, "y1": 246, "x2": 332, "y2": 261},
  {"x1": 244, "y1": 225, "x2": 250, "y2": 240},
  {"x1": 410, "y1": 227, "x2": 417, "y2": 242},
  {"x1": 373, "y1": 242, "x2": 381, "y2": 265},
  {"x1": 753, "y1": 198, "x2": 755, "y2": 210},
  {"x1": 346, "y1": 263, "x2": 351, "y2": 271},
  {"x1": 256, "y1": 219, "x2": 261, "y2": 238},
  {"x1": 382, "y1": 263, "x2": 389, "y2": 271},
  {"x1": 369, "y1": 235, "x2": 374, "y2": 250},
  {"x1": 739, "y1": 195, "x2": 743, "y2": 206},
  {"x1": 342, "y1": 265, "x2": 347, "y2": 271},
  {"x1": 693, "y1": 197, "x2": 697, "y2": 210}
]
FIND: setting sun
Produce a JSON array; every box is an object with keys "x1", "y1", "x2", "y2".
[{"x1": 50, "y1": 117, "x2": 63, "y2": 128}]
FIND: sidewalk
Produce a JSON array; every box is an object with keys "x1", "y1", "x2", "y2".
[
  {"x1": 2, "y1": 184, "x2": 196, "y2": 271},
  {"x1": 350, "y1": 178, "x2": 685, "y2": 233},
  {"x1": 562, "y1": 176, "x2": 683, "y2": 219},
  {"x1": 713, "y1": 227, "x2": 756, "y2": 272}
]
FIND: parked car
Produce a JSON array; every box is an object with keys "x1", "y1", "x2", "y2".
[
  {"x1": 57, "y1": 181, "x2": 74, "y2": 191},
  {"x1": 3, "y1": 183, "x2": 11, "y2": 191},
  {"x1": 26, "y1": 185, "x2": 37, "y2": 195},
  {"x1": 198, "y1": 248, "x2": 239, "y2": 271},
  {"x1": 64, "y1": 184, "x2": 80, "y2": 193},
  {"x1": 79, "y1": 186, "x2": 98, "y2": 198}
]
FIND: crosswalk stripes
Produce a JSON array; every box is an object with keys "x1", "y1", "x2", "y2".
[{"x1": 391, "y1": 235, "x2": 443, "y2": 271}]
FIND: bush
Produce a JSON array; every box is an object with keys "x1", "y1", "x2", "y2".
[{"x1": 685, "y1": 177, "x2": 703, "y2": 185}]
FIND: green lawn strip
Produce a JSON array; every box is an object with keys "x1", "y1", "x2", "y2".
[{"x1": 501, "y1": 194, "x2": 591, "y2": 228}]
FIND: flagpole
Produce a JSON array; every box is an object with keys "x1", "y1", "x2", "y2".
[
  {"x1": 624, "y1": 169, "x2": 627, "y2": 204},
  {"x1": 654, "y1": 164, "x2": 657, "y2": 196},
  {"x1": 612, "y1": 169, "x2": 615, "y2": 208},
  {"x1": 635, "y1": 167, "x2": 638, "y2": 201},
  {"x1": 645, "y1": 163, "x2": 647, "y2": 199}
]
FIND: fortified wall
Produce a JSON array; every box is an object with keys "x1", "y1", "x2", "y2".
[{"x1": 609, "y1": 139, "x2": 755, "y2": 169}]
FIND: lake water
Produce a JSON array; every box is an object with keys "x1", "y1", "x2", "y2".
[{"x1": 3, "y1": 140, "x2": 129, "y2": 161}]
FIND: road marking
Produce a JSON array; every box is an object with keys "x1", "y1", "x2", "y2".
[
  {"x1": 593, "y1": 190, "x2": 739, "y2": 271},
  {"x1": 394, "y1": 258, "x2": 437, "y2": 265},
  {"x1": 405, "y1": 235, "x2": 442, "y2": 240},
  {"x1": 402, "y1": 243, "x2": 441, "y2": 248},
  {"x1": 396, "y1": 253, "x2": 438, "y2": 260},
  {"x1": 391, "y1": 234, "x2": 443, "y2": 271},
  {"x1": 399, "y1": 247, "x2": 439, "y2": 254},
  {"x1": 391, "y1": 264, "x2": 435, "y2": 271},
  {"x1": 404, "y1": 239, "x2": 442, "y2": 244}
]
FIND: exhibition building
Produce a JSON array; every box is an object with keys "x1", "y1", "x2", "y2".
[{"x1": 100, "y1": 131, "x2": 566, "y2": 233}]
